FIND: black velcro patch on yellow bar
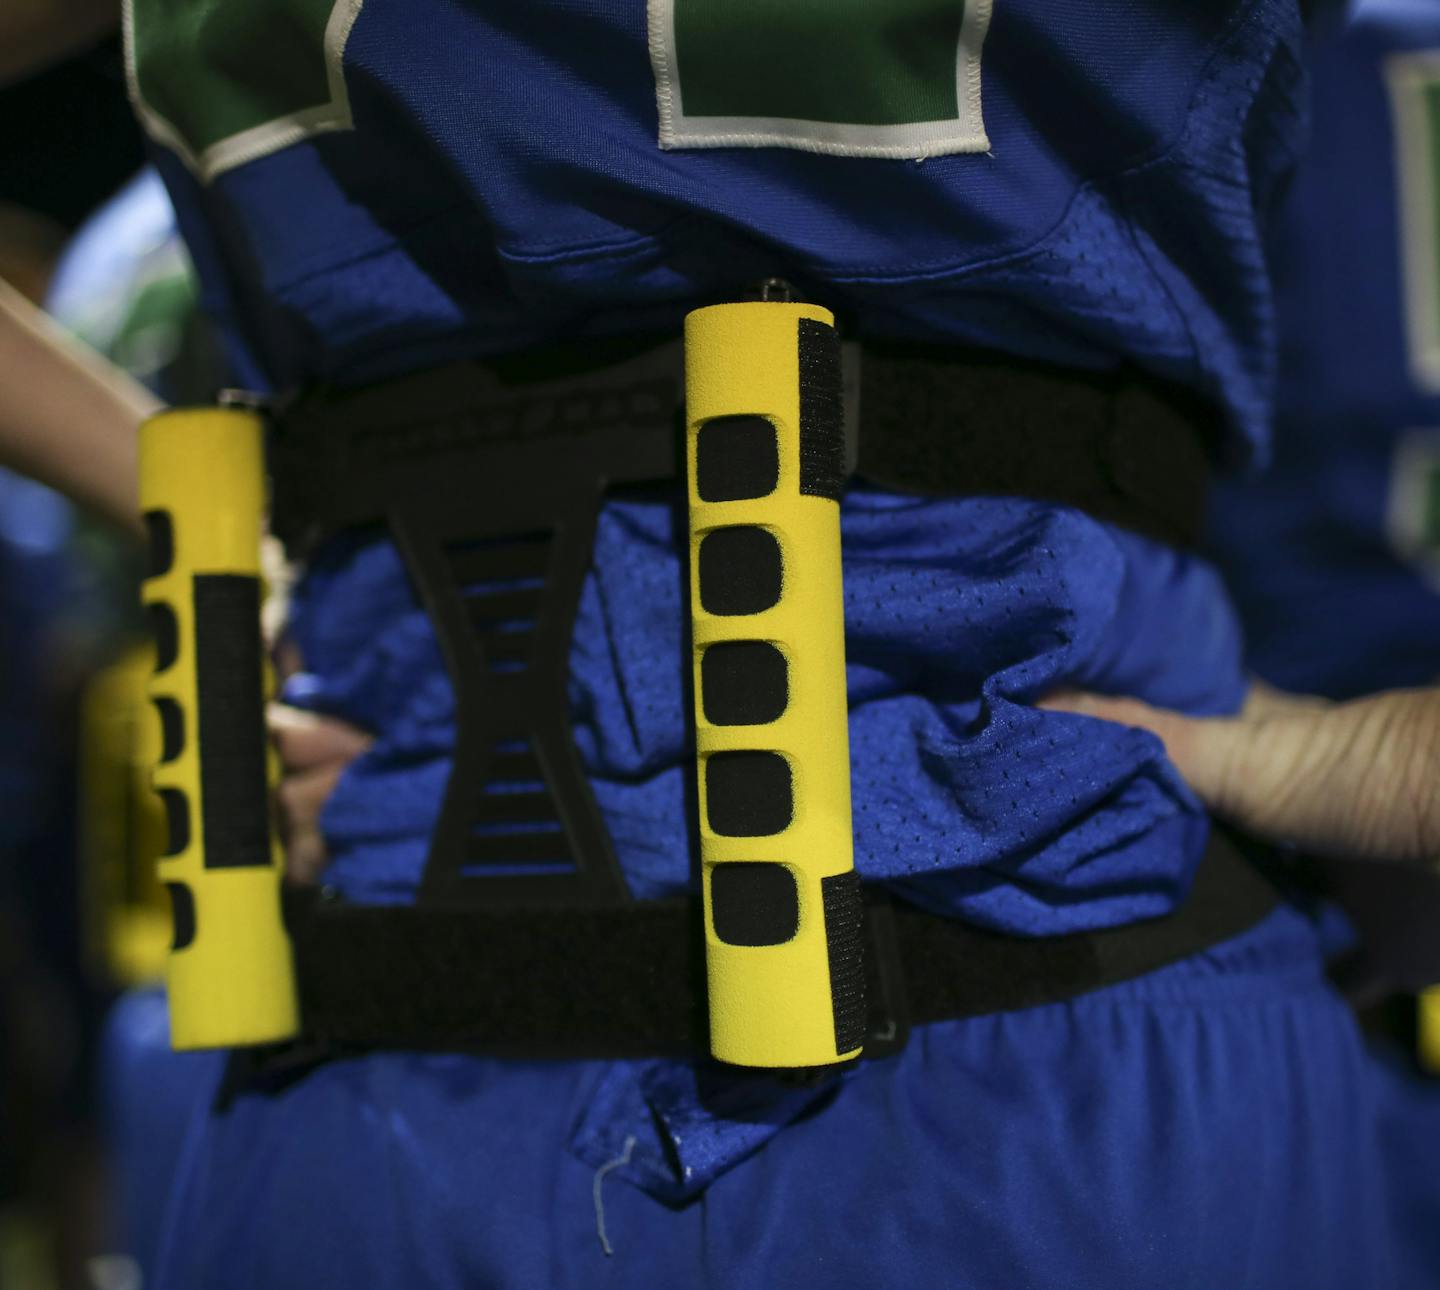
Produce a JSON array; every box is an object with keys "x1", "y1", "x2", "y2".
[
  {"x1": 698, "y1": 526, "x2": 782, "y2": 615},
  {"x1": 701, "y1": 641, "x2": 788, "y2": 726},
  {"x1": 154, "y1": 697, "x2": 184, "y2": 763},
  {"x1": 144, "y1": 508, "x2": 174, "y2": 578},
  {"x1": 821, "y1": 871, "x2": 866, "y2": 1054},
  {"x1": 159, "y1": 786, "x2": 190, "y2": 857},
  {"x1": 696, "y1": 415, "x2": 779, "y2": 502},
  {"x1": 166, "y1": 881, "x2": 196, "y2": 950},
  {"x1": 706, "y1": 750, "x2": 793, "y2": 836},
  {"x1": 149, "y1": 602, "x2": 179, "y2": 671},
  {"x1": 797, "y1": 318, "x2": 845, "y2": 500},
  {"x1": 193, "y1": 574, "x2": 272, "y2": 869},
  {"x1": 711, "y1": 862, "x2": 799, "y2": 946}
]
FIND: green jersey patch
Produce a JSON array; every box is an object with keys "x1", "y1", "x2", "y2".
[
  {"x1": 123, "y1": 0, "x2": 363, "y2": 181},
  {"x1": 649, "y1": 0, "x2": 991, "y2": 158}
]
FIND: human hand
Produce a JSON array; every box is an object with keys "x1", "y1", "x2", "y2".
[
  {"x1": 268, "y1": 703, "x2": 373, "y2": 885},
  {"x1": 1039, "y1": 682, "x2": 1440, "y2": 867}
]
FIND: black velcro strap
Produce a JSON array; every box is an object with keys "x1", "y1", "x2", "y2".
[
  {"x1": 269, "y1": 339, "x2": 1217, "y2": 558},
  {"x1": 821, "y1": 870, "x2": 867, "y2": 1054},
  {"x1": 282, "y1": 829, "x2": 1276, "y2": 1062},
  {"x1": 886, "y1": 827, "x2": 1277, "y2": 1027},
  {"x1": 288, "y1": 893, "x2": 705, "y2": 1059},
  {"x1": 797, "y1": 318, "x2": 846, "y2": 500},
  {"x1": 193, "y1": 574, "x2": 273, "y2": 869},
  {"x1": 856, "y1": 345, "x2": 1215, "y2": 549}
]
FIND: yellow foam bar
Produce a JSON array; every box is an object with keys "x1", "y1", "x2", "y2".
[
  {"x1": 1419, "y1": 986, "x2": 1440, "y2": 1075},
  {"x1": 685, "y1": 301, "x2": 861, "y2": 1068},
  {"x1": 139, "y1": 407, "x2": 298, "y2": 1049},
  {"x1": 79, "y1": 643, "x2": 170, "y2": 987}
]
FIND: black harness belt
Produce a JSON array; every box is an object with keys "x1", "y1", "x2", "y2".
[
  {"x1": 270, "y1": 336, "x2": 1215, "y2": 558},
  {"x1": 281, "y1": 829, "x2": 1275, "y2": 1063},
  {"x1": 265, "y1": 337, "x2": 1221, "y2": 923},
  {"x1": 255, "y1": 331, "x2": 1245, "y2": 1070}
]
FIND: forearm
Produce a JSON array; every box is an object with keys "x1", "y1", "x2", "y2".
[
  {"x1": 0, "y1": 277, "x2": 158, "y2": 537},
  {"x1": 1043, "y1": 683, "x2": 1440, "y2": 869}
]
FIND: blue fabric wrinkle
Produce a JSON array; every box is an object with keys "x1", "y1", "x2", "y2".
[{"x1": 286, "y1": 490, "x2": 1244, "y2": 931}]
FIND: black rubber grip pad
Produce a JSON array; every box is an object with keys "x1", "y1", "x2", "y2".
[
  {"x1": 821, "y1": 871, "x2": 866, "y2": 1054},
  {"x1": 701, "y1": 641, "x2": 788, "y2": 726},
  {"x1": 159, "y1": 786, "x2": 190, "y2": 857},
  {"x1": 698, "y1": 527, "x2": 782, "y2": 616},
  {"x1": 797, "y1": 319, "x2": 845, "y2": 501},
  {"x1": 144, "y1": 509, "x2": 175, "y2": 579},
  {"x1": 705, "y1": 750, "x2": 792, "y2": 837},
  {"x1": 167, "y1": 881, "x2": 196, "y2": 950},
  {"x1": 710, "y1": 862, "x2": 799, "y2": 946},
  {"x1": 154, "y1": 697, "x2": 184, "y2": 763},
  {"x1": 149, "y1": 602, "x2": 179, "y2": 672},
  {"x1": 193, "y1": 574, "x2": 273, "y2": 869},
  {"x1": 696, "y1": 416, "x2": 779, "y2": 502}
]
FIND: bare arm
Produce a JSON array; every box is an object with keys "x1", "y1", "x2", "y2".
[
  {"x1": 1041, "y1": 682, "x2": 1440, "y2": 868},
  {"x1": 0, "y1": 277, "x2": 158, "y2": 536}
]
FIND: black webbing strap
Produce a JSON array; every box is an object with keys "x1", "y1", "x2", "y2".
[
  {"x1": 268, "y1": 337, "x2": 1216, "y2": 558},
  {"x1": 280, "y1": 829, "x2": 1276, "y2": 1063},
  {"x1": 855, "y1": 344, "x2": 1215, "y2": 549}
]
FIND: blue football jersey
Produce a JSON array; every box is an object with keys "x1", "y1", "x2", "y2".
[
  {"x1": 127, "y1": 0, "x2": 1311, "y2": 460},
  {"x1": 111, "y1": 12, "x2": 1440, "y2": 1285},
  {"x1": 1208, "y1": 0, "x2": 1440, "y2": 696}
]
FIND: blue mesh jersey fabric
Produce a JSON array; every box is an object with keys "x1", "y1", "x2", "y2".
[
  {"x1": 1209, "y1": 0, "x2": 1440, "y2": 697},
  {"x1": 141, "y1": 0, "x2": 1307, "y2": 463},
  {"x1": 116, "y1": 0, "x2": 1437, "y2": 1284}
]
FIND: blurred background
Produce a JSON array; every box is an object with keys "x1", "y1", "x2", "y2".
[{"x1": 0, "y1": 33, "x2": 223, "y2": 1290}]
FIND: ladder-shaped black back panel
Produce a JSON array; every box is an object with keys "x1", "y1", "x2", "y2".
[{"x1": 272, "y1": 344, "x2": 681, "y2": 908}]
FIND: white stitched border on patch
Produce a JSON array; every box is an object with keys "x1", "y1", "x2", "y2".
[
  {"x1": 1386, "y1": 51, "x2": 1440, "y2": 394},
  {"x1": 648, "y1": 0, "x2": 992, "y2": 160},
  {"x1": 122, "y1": 0, "x2": 364, "y2": 183}
]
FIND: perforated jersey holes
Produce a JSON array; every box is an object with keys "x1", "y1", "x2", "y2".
[
  {"x1": 696, "y1": 416, "x2": 779, "y2": 502},
  {"x1": 698, "y1": 527, "x2": 782, "y2": 616},
  {"x1": 701, "y1": 641, "x2": 788, "y2": 726},
  {"x1": 158, "y1": 787, "x2": 190, "y2": 857},
  {"x1": 710, "y1": 862, "x2": 799, "y2": 946},
  {"x1": 705, "y1": 750, "x2": 792, "y2": 836},
  {"x1": 148, "y1": 602, "x2": 179, "y2": 671}
]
